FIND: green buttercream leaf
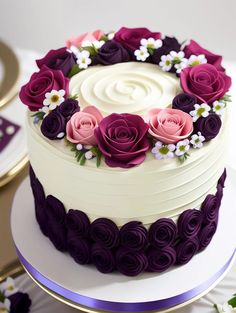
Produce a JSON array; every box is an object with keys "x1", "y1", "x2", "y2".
[
  {"x1": 100, "y1": 35, "x2": 109, "y2": 42},
  {"x1": 213, "y1": 304, "x2": 220, "y2": 313},
  {"x1": 83, "y1": 46, "x2": 97, "y2": 57},
  {"x1": 76, "y1": 151, "x2": 84, "y2": 163},
  {"x1": 0, "y1": 291, "x2": 5, "y2": 302},
  {"x1": 68, "y1": 64, "x2": 81, "y2": 78},
  {"x1": 31, "y1": 111, "x2": 45, "y2": 120},
  {"x1": 228, "y1": 296, "x2": 236, "y2": 307},
  {"x1": 96, "y1": 150, "x2": 102, "y2": 168},
  {"x1": 69, "y1": 94, "x2": 79, "y2": 100},
  {"x1": 79, "y1": 154, "x2": 86, "y2": 165}
]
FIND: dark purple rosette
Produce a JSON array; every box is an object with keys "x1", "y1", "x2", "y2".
[
  {"x1": 94, "y1": 113, "x2": 149, "y2": 168},
  {"x1": 41, "y1": 111, "x2": 66, "y2": 140},
  {"x1": 67, "y1": 231, "x2": 91, "y2": 264},
  {"x1": 90, "y1": 218, "x2": 119, "y2": 249},
  {"x1": 58, "y1": 98, "x2": 80, "y2": 118},
  {"x1": 8, "y1": 292, "x2": 31, "y2": 313},
  {"x1": 120, "y1": 221, "x2": 148, "y2": 251},
  {"x1": 29, "y1": 165, "x2": 36, "y2": 185},
  {"x1": 218, "y1": 168, "x2": 227, "y2": 188},
  {"x1": 91, "y1": 243, "x2": 116, "y2": 273},
  {"x1": 45, "y1": 195, "x2": 66, "y2": 225},
  {"x1": 178, "y1": 209, "x2": 203, "y2": 239},
  {"x1": 147, "y1": 246, "x2": 176, "y2": 272},
  {"x1": 194, "y1": 114, "x2": 222, "y2": 141},
  {"x1": 19, "y1": 66, "x2": 69, "y2": 111},
  {"x1": 175, "y1": 237, "x2": 199, "y2": 265},
  {"x1": 172, "y1": 93, "x2": 197, "y2": 113},
  {"x1": 116, "y1": 248, "x2": 148, "y2": 276},
  {"x1": 66, "y1": 209, "x2": 90, "y2": 238},
  {"x1": 180, "y1": 64, "x2": 231, "y2": 104},
  {"x1": 148, "y1": 218, "x2": 177, "y2": 249},
  {"x1": 198, "y1": 222, "x2": 217, "y2": 251},
  {"x1": 114, "y1": 27, "x2": 161, "y2": 51},
  {"x1": 36, "y1": 47, "x2": 76, "y2": 76},
  {"x1": 216, "y1": 184, "x2": 224, "y2": 206},
  {"x1": 200, "y1": 194, "x2": 220, "y2": 224},
  {"x1": 47, "y1": 220, "x2": 67, "y2": 252},
  {"x1": 184, "y1": 40, "x2": 225, "y2": 72},
  {"x1": 95, "y1": 41, "x2": 130, "y2": 65},
  {"x1": 151, "y1": 36, "x2": 181, "y2": 64}
]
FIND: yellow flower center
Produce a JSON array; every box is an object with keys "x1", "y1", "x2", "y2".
[{"x1": 50, "y1": 95, "x2": 59, "y2": 103}]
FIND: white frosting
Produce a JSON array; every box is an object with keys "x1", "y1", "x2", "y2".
[{"x1": 70, "y1": 62, "x2": 180, "y2": 115}]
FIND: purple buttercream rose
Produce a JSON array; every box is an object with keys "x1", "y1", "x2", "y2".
[
  {"x1": 66, "y1": 209, "x2": 90, "y2": 238},
  {"x1": 198, "y1": 222, "x2": 217, "y2": 251},
  {"x1": 90, "y1": 218, "x2": 119, "y2": 249},
  {"x1": 19, "y1": 66, "x2": 69, "y2": 111},
  {"x1": 58, "y1": 98, "x2": 80, "y2": 118},
  {"x1": 175, "y1": 237, "x2": 199, "y2": 265},
  {"x1": 147, "y1": 246, "x2": 176, "y2": 272},
  {"x1": 67, "y1": 231, "x2": 91, "y2": 264},
  {"x1": 116, "y1": 248, "x2": 148, "y2": 276},
  {"x1": 218, "y1": 168, "x2": 227, "y2": 188},
  {"x1": 94, "y1": 113, "x2": 149, "y2": 168},
  {"x1": 178, "y1": 209, "x2": 203, "y2": 239},
  {"x1": 149, "y1": 218, "x2": 177, "y2": 249},
  {"x1": 95, "y1": 40, "x2": 130, "y2": 65},
  {"x1": 91, "y1": 243, "x2": 116, "y2": 273},
  {"x1": 8, "y1": 292, "x2": 31, "y2": 313},
  {"x1": 184, "y1": 40, "x2": 225, "y2": 72},
  {"x1": 194, "y1": 114, "x2": 222, "y2": 141},
  {"x1": 36, "y1": 47, "x2": 76, "y2": 76},
  {"x1": 172, "y1": 93, "x2": 197, "y2": 113},
  {"x1": 201, "y1": 194, "x2": 220, "y2": 224},
  {"x1": 114, "y1": 27, "x2": 161, "y2": 51},
  {"x1": 152, "y1": 36, "x2": 181, "y2": 64},
  {"x1": 45, "y1": 195, "x2": 66, "y2": 225},
  {"x1": 41, "y1": 111, "x2": 66, "y2": 140},
  {"x1": 47, "y1": 220, "x2": 67, "y2": 252},
  {"x1": 120, "y1": 221, "x2": 148, "y2": 251},
  {"x1": 180, "y1": 64, "x2": 231, "y2": 104}
]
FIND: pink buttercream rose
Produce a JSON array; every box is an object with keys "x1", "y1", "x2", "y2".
[
  {"x1": 147, "y1": 108, "x2": 193, "y2": 144},
  {"x1": 66, "y1": 30, "x2": 104, "y2": 48},
  {"x1": 66, "y1": 106, "x2": 103, "y2": 145}
]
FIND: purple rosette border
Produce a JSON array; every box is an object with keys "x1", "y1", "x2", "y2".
[{"x1": 16, "y1": 246, "x2": 236, "y2": 312}]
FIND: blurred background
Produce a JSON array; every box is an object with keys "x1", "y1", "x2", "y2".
[{"x1": 0, "y1": 0, "x2": 236, "y2": 61}]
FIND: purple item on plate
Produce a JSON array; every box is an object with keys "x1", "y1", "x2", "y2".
[{"x1": 0, "y1": 116, "x2": 20, "y2": 153}]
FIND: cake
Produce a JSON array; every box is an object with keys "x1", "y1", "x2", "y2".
[{"x1": 19, "y1": 27, "x2": 232, "y2": 276}]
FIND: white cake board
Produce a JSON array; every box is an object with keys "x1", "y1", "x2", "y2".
[{"x1": 11, "y1": 168, "x2": 236, "y2": 313}]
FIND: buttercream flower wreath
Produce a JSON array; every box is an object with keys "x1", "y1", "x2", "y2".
[{"x1": 20, "y1": 27, "x2": 232, "y2": 168}]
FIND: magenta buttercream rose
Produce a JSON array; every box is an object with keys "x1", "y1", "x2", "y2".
[
  {"x1": 66, "y1": 29, "x2": 104, "y2": 48},
  {"x1": 180, "y1": 64, "x2": 231, "y2": 104},
  {"x1": 184, "y1": 40, "x2": 224, "y2": 71},
  {"x1": 147, "y1": 108, "x2": 193, "y2": 144},
  {"x1": 19, "y1": 66, "x2": 69, "y2": 111},
  {"x1": 114, "y1": 27, "x2": 161, "y2": 51},
  {"x1": 66, "y1": 106, "x2": 103, "y2": 145},
  {"x1": 94, "y1": 113, "x2": 149, "y2": 168}
]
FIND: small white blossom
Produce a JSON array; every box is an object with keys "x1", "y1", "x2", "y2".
[
  {"x1": 76, "y1": 144, "x2": 83, "y2": 151},
  {"x1": 85, "y1": 150, "x2": 93, "y2": 160},
  {"x1": 213, "y1": 100, "x2": 225, "y2": 116},
  {"x1": 159, "y1": 55, "x2": 173, "y2": 71},
  {"x1": 107, "y1": 32, "x2": 115, "y2": 40},
  {"x1": 175, "y1": 139, "x2": 190, "y2": 156},
  {"x1": 69, "y1": 45, "x2": 80, "y2": 55},
  {"x1": 140, "y1": 38, "x2": 162, "y2": 49},
  {"x1": 134, "y1": 46, "x2": 149, "y2": 61},
  {"x1": 0, "y1": 299, "x2": 10, "y2": 313},
  {"x1": 76, "y1": 50, "x2": 92, "y2": 69},
  {"x1": 152, "y1": 141, "x2": 175, "y2": 160},
  {"x1": 0, "y1": 277, "x2": 18, "y2": 297},
  {"x1": 43, "y1": 89, "x2": 65, "y2": 110},
  {"x1": 190, "y1": 103, "x2": 211, "y2": 122},
  {"x1": 215, "y1": 303, "x2": 236, "y2": 313},
  {"x1": 188, "y1": 54, "x2": 207, "y2": 66},
  {"x1": 81, "y1": 40, "x2": 105, "y2": 49},
  {"x1": 57, "y1": 132, "x2": 65, "y2": 139},
  {"x1": 170, "y1": 50, "x2": 185, "y2": 61},
  {"x1": 174, "y1": 59, "x2": 188, "y2": 73},
  {"x1": 190, "y1": 132, "x2": 205, "y2": 148}
]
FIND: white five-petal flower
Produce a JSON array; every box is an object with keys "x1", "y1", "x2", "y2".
[
  {"x1": 188, "y1": 54, "x2": 207, "y2": 66},
  {"x1": 174, "y1": 59, "x2": 188, "y2": 73},
  {"x1": 81, "y1": 40, "x2": 105, "y2": 49},
  {"x1": 213, "y1": 100, "x2": 226, "y2": 115},
  {"x1": 170, "y1": 50, "x2": 185, "y2": 62},
  {"x1": 159, "y1": 55, "x2": 173, "y2": 71},
  {"x1": 190, "y1": 132, "x2": 205, "y2": 148},
  {"x1": 0, "y1": 299, "x2": 11, "y2": 313},
  {"x1": 190, "y1": 103, "x2": 211, "y2": 122},
  {"x1": 76, "y1": 50, "x2": 92, "y2": 69},
  {"x1": 43, "y1": 89, "x2": 65, "y2": 110},
  {"x1": 215, "y1": 302, "x2": 236, "y2": 313},
  {"x1": 0, "y1": 277, "x2": 18, "y2": 297},
  {"x1": 151, "y1": 141, "x2": 176, "y2": 160},
  {"x1": 134, "y1": 46, "x2": 150, "y2": 61},
  {"x1": 140, "y1": 37, "x2": 162, "y2": 49},
  {"x1": 175, "y1": 139, "x2": 190, "y2": 156},
  {"x1": 107, "y1": 32, "x2": 115, "y2": 40}
]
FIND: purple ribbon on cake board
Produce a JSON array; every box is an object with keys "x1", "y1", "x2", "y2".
[{"x1": 16, "y1": 247, "x2": 236, "y2": 312}]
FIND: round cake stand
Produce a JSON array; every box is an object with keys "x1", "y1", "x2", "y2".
[{"x1": 11, "y1": 168, "x2": 236, "y2": 313}]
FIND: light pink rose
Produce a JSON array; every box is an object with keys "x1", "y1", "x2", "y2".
[
  {"x1": 66, "y1": 30, "x2": 104, "y2": 48},
  {"x1": 66, "y1": 106, "x2": 103, "y2": 145},
  {"x1": 147, "y1": 108, "x2": 193, "y2": 144}
]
